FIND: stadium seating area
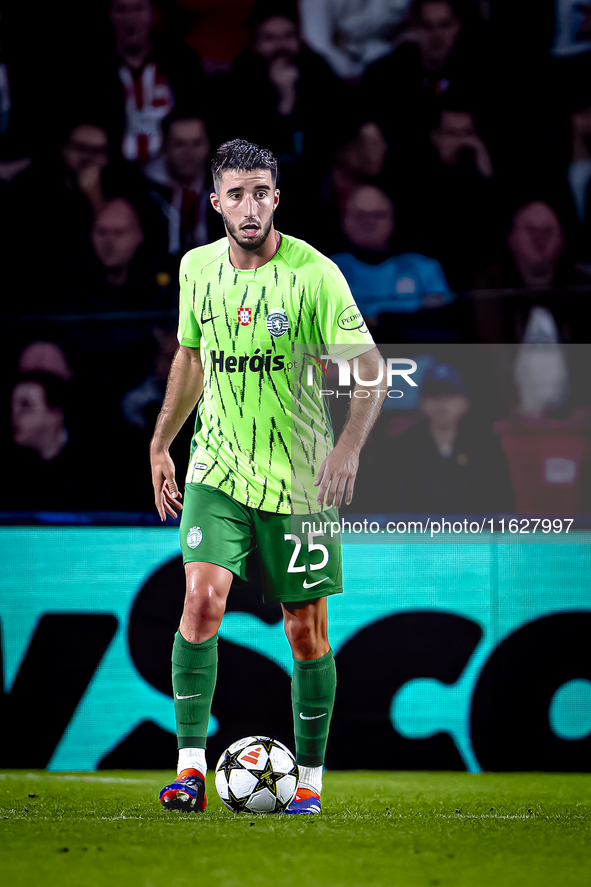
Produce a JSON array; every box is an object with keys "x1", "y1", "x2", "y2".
[{"x1": 2, "y1": 0, "x2": 591, "y2": 514}]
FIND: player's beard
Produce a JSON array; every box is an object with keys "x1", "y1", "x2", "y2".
[{"x1": 222, "y1": 212, "x2": 274, "y2": 251}]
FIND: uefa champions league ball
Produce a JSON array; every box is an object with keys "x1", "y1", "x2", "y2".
[{"x1": 215, "y1": 736, "x2": 299, "y2": 813}]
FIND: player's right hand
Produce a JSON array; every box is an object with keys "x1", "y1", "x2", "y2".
[{"x1": 150, "y1": 448, "x2": 183, "y2": 521}]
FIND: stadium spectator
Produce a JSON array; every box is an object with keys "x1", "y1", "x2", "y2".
[
  {"x1": 213, "y1": 1, "x2": 349, "y2": 175},
  {"x1": 298, "y1": 121, "x2": 395, "y2": 254},
  {"x1": 59, "y1": 123, "x2": 111, "y2": 218},
  {"x1": 477, "y1": 201, "x2": 565, "y2": 290},
  {"x1": 90, "y1": 198, "x2": 146, "y2": 292},
  {"x1": 0, "y1": 7, "x2": 33, "y2": 182},
  {"x1": 429, "y1": 107, "x2": 493, "y2": 178},
  {"x1": 299, "y1": 0, "x2": 410, "y2": 81},
  {"x1": 553, "y1": 0, "x2": 591, "y2": 59},
  {"x1": 118, "y1": 322, "x2": 195, "y2": 512},
  {"x1": 568, "y1": 103, "x2": 591, "y2": 226},
  {"x1": 353, "y1": 121, "x2": 392, "y2": 181},
  {"x1": 112, "y1": 0, "x2": 207, "y2": 162},
  {"x1": 113, "y1": 321, "x2": 188, "y2": 511},
  {"x1": 513, "y1": 340, "x2": 571, "y2": 418},
  {"x1": 363, "y1": 362, "x2": 515, "y2": 513},
  {"x1": 360, "y1": 0, "x2": 490, "y2": 145},
  {"x1": 61, "y1": 198, "x2": 175, "y2": 401},
  {"x1": 143, "y1": 113, "x2": 221, "y2": 255},
  {"x1": 18, "y1": 342, "x2": 74, "y2": 381},
  {"x1": 121, "y1": 324, "x2": 177, "y2": 431},
  {"x1": 330, "y1": 184, "x2": 456, "y2": 339},
  {"x1": 73, "y1": 195, "x2": 175, "y2": 315},
  {"x1": 0, "y1": 4, "x2": 40, "y2": 299},
  {"x1": 552, "y1": 0, "x2": 591, "y2": 102},
  {"x1": 11, "y1": 373, "x2": 69, "y2": 463},
  {"x1": 493, "y1": 408, "x2": 591, "y2": 514},
  {"x1": 398, "y1": 106, "x2": 499, "y2": 290},
  {"x1": 473, "y1": 200, "x2": 591, "y2": 342},
  {"x1": 566, "y1": 100, "x2": 591, "y2": 259},
  {"x1": 74, "y1": 0, "x2": 207, "y2": 165},
  {"x1": 2, "y1": 120, "x2": 160, "y2": 306},
  {"x1": 492, "y1": 330, "x2": 591, "y2": 514},
  {"x1": 7, "y1": 372, "x2": 110, "y2": 511},
  {"x1": 50, "y1": 123, "x2": 148, "y2": 259}
]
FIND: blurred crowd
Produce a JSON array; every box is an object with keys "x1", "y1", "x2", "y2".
[{"x1": 2, "y1": 0, "x2": 591, "y2": 514}]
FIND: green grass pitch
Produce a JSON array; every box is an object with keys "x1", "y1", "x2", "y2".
[{"x1": 1, "y1": 770, "x2": 590, "y2": 887}]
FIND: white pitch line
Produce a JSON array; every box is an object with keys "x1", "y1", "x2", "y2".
[{"x1": 0, "y1": 774, "x2": 158, "y2": 785}]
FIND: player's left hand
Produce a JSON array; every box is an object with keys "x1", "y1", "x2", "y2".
[{"x1": 314, "y1": 443, "x2": 359, "y2": 508}]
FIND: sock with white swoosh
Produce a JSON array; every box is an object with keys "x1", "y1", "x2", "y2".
[
  {"x1": 292, "y1": 648, "x2": 336, "y2": 770},
  {"x1": 172, "y1": 630, "x2": 218, "y2": 753}
]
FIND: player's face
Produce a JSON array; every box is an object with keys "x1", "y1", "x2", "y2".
[{"x1": 211, "y1": 169, "x2": 279, "y2": 252}]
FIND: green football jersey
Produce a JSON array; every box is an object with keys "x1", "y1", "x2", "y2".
[{"x1": 177, "y1": 232, "x2": 375, "y2": 514}]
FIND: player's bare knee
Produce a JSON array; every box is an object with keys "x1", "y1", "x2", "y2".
[
  {"x1": 284, "y1": 616, "x2": 327, "y2": 660},
  {"x1": 183, "y1": 584, "x2": 225, "y2": 631}
]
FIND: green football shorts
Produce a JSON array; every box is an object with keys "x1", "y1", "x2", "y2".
[{"x1": 179, "y1": 483, "x2": 343, "y2": 605}]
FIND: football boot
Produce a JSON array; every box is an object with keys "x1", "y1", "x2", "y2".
[
  {"x1": 159, "y1": 767, "x2": 207, "y2": 812},
  {"x1": 284, "y1": 786, "x2": 321, "y2": 814}
]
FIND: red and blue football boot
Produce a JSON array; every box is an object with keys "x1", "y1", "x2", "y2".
[
  {"x1": 159, "y1": 768, "x2": 207, "y2": 812},
  {"x1": 285, "y1": 786, "x2": 321, "y2": 814}
]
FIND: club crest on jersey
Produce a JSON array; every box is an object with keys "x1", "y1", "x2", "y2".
[
  {"x1": 266, "y1": 309, "x2": 289, "y2": 338},
  {"x1": 187, "y1": 526, "x2": 203, "y2": 549},
  {"x1": 238, "y1": 307, "x2": 252, "y2": 326}
]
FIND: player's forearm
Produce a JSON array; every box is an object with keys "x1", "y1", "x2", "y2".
[
  {"x1": 150, "y1": 346, "x2": 203, "y2": 452},
  {"x1": 337, "y1": 349, "x2": 387, "y2": 454}
]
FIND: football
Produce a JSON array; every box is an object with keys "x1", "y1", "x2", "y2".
[{"x1": 214, "y1": 736, "x2": 299, "y2": 813}]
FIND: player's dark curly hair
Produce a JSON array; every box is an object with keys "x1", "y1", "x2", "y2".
[{"x1": 211, "y1": 139, "x2": 278, "y2": 193}]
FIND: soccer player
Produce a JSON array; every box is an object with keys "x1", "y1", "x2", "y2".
[{"x1": 150, "y1": 139, "x2": 385, "y2": 814}]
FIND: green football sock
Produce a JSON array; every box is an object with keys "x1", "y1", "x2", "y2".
[
  {"x1": 292, "y1": 649, "x2": 336, "y2": 767},
  {"x1": 172, "y1": 630, "x2": 218, "y2": 749}
]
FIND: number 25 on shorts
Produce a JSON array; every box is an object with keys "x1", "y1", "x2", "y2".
[{"x1": 284, "y1": 531, "x2": 329, "y2": 573}]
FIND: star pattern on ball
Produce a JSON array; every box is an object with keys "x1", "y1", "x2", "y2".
[
  {"x1": 256, "y1": 757, "x2": 286, "y2": 798},
  {"x1": 219, "y1": 747, "x2": 248, "y2": 779},
  {"x1": 226, "y1": 787, "x2": 255, "y2": 813}
]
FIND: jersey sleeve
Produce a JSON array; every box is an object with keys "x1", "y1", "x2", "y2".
[
  {"x1": 314, "y1": 263, "x2": 375, "y2": 360},
  {"x1": 177, "y1": 259, "x2": 202, "y2": 348}
]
